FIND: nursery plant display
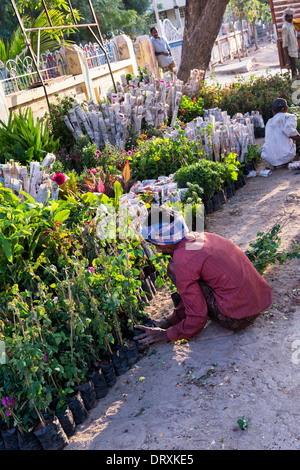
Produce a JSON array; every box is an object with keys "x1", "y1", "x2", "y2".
[
  {"x1": 1, "y1": 65, "x2": 294, "y2": 450},
  {"x1": 0, "y1": 183, "x2": 164, "y2": 449},
  {"x1": 197, "y1": 72, "x2": 294, "y2": 124}
]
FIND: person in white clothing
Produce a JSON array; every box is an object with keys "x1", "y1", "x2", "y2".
[
  {"x1": 150, "y1": 27, "x2": 176, "y2": 73},
  {"x1": 282, "y1": 8, "x2": 299, "y2": 78},
  {"x1": 261, "y1": 98, "x2": 300, "y2": 170}
]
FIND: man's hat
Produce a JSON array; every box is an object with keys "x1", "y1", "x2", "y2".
[{"x1": 272, "y1": 98, "x2": 288, "y2": 112}]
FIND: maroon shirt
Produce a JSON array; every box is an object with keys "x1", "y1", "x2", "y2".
[{"x1": 166, "y1": 232, "x2": 273, "y2": 342}]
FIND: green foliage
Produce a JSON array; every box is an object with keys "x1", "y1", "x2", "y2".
[
  {"x1": 0, "y1": 185, "x2": 152, "y2": 431},
  {"x1": 182, "y1": 182, "x2": 203, "y2": 205},
  {"x1": 178, "y1": 95, "x2": 204, "y2": 123},
  {"x1": 243, "y1": 144, "x2": 261, "y2": 164},
  {"x1": 197, "y1": 72, "x2": 293, "y2": 124},
  {"x1": 71, "y1": 0, "x2": 137, "y2": 38},
  {"x1": 245, "y1": 224, "x2": 300, "y2": 275},
  {"x1": 46, "y1": 94, "x2": 78, "y2": 152},
  {"x1": 0, "y1": 29, "x2": 24, "y2": 63},
  {"x1": 130, "y1": 133, "x2": 203, "y2": 181},
  {"x1": 174, "y1": 156, "x2": 240, "y2": 200},
  {"x1": 0, "y1": 108, "x2": 60, "y2": 164},
  {"x1": 237, "y1": 415, "x2": 248, "y2": 430}
]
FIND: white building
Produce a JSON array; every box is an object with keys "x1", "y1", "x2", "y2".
[{"x1": 148, "y1": 0, "x2": 186, "y2": 29}]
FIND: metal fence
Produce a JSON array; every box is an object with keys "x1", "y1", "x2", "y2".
[
  {"x1": 0, "y1": 39, "x2": 120, "y2": 96},
  {"x1": 0, "y1": 50, "x2": 68, "y2": 95},
  {"x1": 80, "y1": 40, "x2": 120, "y2": 70}
]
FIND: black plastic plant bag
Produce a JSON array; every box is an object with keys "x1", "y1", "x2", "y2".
[
  {"x1": 67, "y1": 392, "x2": 89, "y2": 425},
  {"x1": 89, "y1": 369, "x2": 108, "y2": 399},
  {"x1": 57, "y1": 406, "x2": 76, "y2": 438},
  {"x1": 0, "y1": 433, "x2": 5, "y2": 450},
  {"x1": 17, "y1": 430, "x2": 43, "y2": 450},
  {"x1": 34, "y1": 416, "x2": 69, "y2": 450},
  {"x1": 112, "y1": 348, "x2": 130, "y2": 376},
  {"x1": 101, "y1": 363, "x2": 117, "y2": 387},
  {"x1": 76, "y1": 381, "x2": 97, "y2": 410},
  {"x1": 122, "y1": 342, "x2": 139, "y2": 368},
  {"x1": 1, "y1": 427, "x2": 20, "y2": 450}
]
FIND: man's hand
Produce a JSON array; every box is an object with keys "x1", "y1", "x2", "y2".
[{"x1": 133, "y1": 325, "x2": 168, "y2": 345}]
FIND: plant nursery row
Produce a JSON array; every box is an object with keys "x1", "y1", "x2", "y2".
[{"x1": 0, "y1": 68, "x2": 298, "y2": 450}]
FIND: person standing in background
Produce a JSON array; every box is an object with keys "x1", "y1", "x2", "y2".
[
  {"x1": 150, "y1": 27, "x2": 176, "y2": 73},
  {"x1": 282, "y1": 8, "x2": 299, "y2": 78}
]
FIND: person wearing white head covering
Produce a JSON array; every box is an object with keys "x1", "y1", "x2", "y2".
[
  {"x1": 261, "y1": 98, "x2": 300, "y2": 169},
  {"x1": 282, "y1": 8, "x2": 299, "y2": 78}
]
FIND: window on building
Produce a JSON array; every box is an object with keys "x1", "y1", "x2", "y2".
[
  {"x1": 179, "y1": 7, "x2": 185, "y2": 18},
  {"x1": 159, "y1": 11, "x2": 168, "y2": 20}
]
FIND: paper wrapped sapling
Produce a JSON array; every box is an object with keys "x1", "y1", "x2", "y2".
[
  {"x1": 121, "y1": 74, "x2": 127, "y2": 88},
  {"x1": 29, "y1": 162, "x2": 42, "y2": 198},
  {"x1": 213, "y1": 129, "x2": 221, "y2": 161},
  {"x1": 87, "y1": 100, "x2": 96, "y2": 111},
  {"x1": 35, "y1": 181, "x2": 53, "y2": 203},
  {"x1": 170, "y1": 91, "x2": 182, "y2": 128},
  {"x1": 74, "y1": 103, "x2": 94, "y2": 141},
  {"x1": 134, "y1": 115, "x2": 142, "y2": 134},
  {"x1": 41, "y1": 153, "x2": 56, "y2": 173},
  {"x1": 98, "y1": 115, "x2": 109, "y2": 144},
  {"x1": 89, "y1": 111, "x2": 101, "y2": 149},
  {"x1": 19, "y1": 166, "x2": 29, "y2": 195},
  {"x1": 67, "y1": 110, "x2": 83, "y2": 139},
  {"x1": 63, "y1": 115, "x2": 77, "y2": 141}
]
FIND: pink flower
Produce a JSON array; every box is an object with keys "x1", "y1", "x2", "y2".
[
  {"x1": 127, "y1": 151, "x2": 132, "y2": 156},
  {"x1": 2, "y1": 396, "x2": 17, "y2": 411},
  {"x1": 88, "y1": 267, "x2": 95, "y2": 272},
  {"x1": 52, "y1": 173, "x2": 66, "y2": 186},
  {"x1": 43, "y1": 353, "x2": 48, "y2": 363}
]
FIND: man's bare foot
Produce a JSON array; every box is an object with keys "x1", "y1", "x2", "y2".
[{"x1": 198, "y1": 322, "x2": 234, "y2": 341}]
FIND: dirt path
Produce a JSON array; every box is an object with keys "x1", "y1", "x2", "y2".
[
  {"x1": 65, "y1": 161, "x2": 300, "y2": 452},
  {"x1": 65, "y1": 44, "x2": 300, "y2": 452}
]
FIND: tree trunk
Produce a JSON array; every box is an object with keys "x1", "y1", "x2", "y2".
[
  {"x1": 252, "y1": 18, "x2": 259, "y2": 51},
  {"x1": 178, "y1": 0, "x2": 230, "y2": 82}
]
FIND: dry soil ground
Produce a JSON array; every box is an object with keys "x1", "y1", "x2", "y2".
[{"x1": 65, "y1": 41, "x2": 300, "y2": 452}]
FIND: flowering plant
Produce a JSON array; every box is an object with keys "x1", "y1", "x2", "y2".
[
  {"x1": 52, "y1": 173, "x2": 67, "y2": 186},
  {"x1": 178, "y1": 95, "x2": 204, "y2": 123}
]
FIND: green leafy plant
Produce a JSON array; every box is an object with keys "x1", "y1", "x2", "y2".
[
  {"x1": 178, "y1": 95, "x2": 204, "y2": 123},
  {"x1": 244, "y1": 145, "x2": 262, "y2": 165},
  {"x1": 45, "y1": 93, "x2": 78, "y2": 152},
  {"x1": 131, "y1": 132, "x2": 203, "y2": 181},
  {"x1": 197, "y1": 72, "x2": 293, "y2": 124},
  {"x1": 174, "y1": 159, "x2": 225, "y2": 201},
  {"x1": 0, "y1": 108, "x2": 59, "y2": 164},
  {"x1": 245, "y1": 224, "x2": 300, "y2": 275},
  {"x1": 0, "y1": 183, "x2": 154, "y2": 432},
  {"x1": 237, "y1": 416, "x2": 248, "y2": 430}
]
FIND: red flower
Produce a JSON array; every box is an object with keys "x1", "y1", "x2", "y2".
[
  {"x1": 180, "y1": 109, "x2": 186, "y2": 114},
  {"x1": 52, "y1": 173, "x2": 66, "y2": 186}
]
